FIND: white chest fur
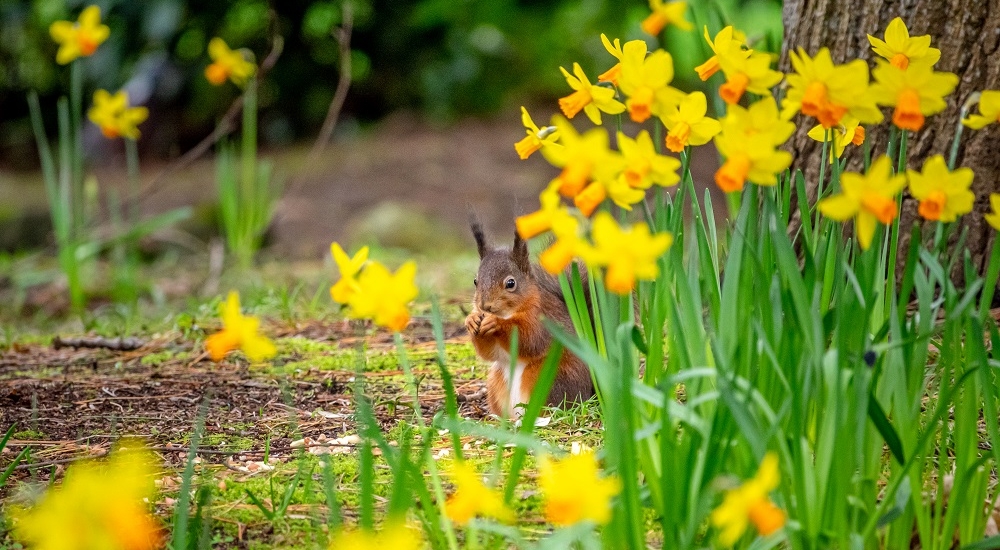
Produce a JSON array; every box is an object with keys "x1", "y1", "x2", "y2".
[{"x1": 492, "y1": 348, "x2": 526, "y2": 418}]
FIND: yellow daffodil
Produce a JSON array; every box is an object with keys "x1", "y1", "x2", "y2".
[
  {"x1": 540, "y1": 215, "x2": 588, "y2": 274},
  {"x1": 985, "y1": 194, "x2": 1000, "y2": 231},
  {"x1": 695, "y1": 26, "x2": 749, "y2": 81},
  {"x1": 718, "y1": 51, "x2": 783, "y2": 105},
  {"x1": 642, "y1": 0, "x2": 693, "y2": 36},
  {"x1": 205, "y1": 37, "x2": 256, "y2": 87},
  {"x1": 538, "y1": 451, "x2": 623, "y2": 526},
  {"x1": 868, "y1": 17, "x2": 941, "y2": 70},
  {"x1": 444, "y1": 462, "x2": 515, "y2": 525},
  {"x1": 49, "y1": 5, "x2": 109, "y2": 65},
  {"x1": 618, "y1": 130, "x2": 681, "y2": 189},
  {"x1": 807, "y1": 116, "x2": 866, "y2": 163},
  {"x1": 573, "y1": 177, "x2": 647, "y2": 217},
  {"x1": 330, "y1": 242, "x2": 368, "y2": 303},
  {"x1": 660, "y1": 92, "x2": 721, "y2": 152},
  {"x1": 327, "y1": 522, "x2": 422, "y2": 550},
  {"x1": 87, "y1": 90, "x2": 149, "y2": 140},
  {"x1": 514, "y1": 106, "x2": 560, "y2": 160},
  {"x1": 818, "y1": 156, "x2": 907, "y2": 250},
  {"x1": 541, "y1": 116, "x2": 623, "y2": 197},
  {"x1": 782, "y1": 47, "x2": 883, "y2": 128},
  {"x1": 205, "y1": 291, "x2": 277, "y2": 362},
  {"x1": 558, "y1": 63, "x2": 625, "y2": 125},
  {"x1": 516, "y1": 181, "x2": 574, "y2": 239},
  {"x1": 710, "y1": 452, "x2": 786, "y2": 546},
  {"x1": 870, "y1": 61, "x2": 958, "y2": 132},
  {"x1": 713, "y1": 98, "x2": 793, "y2": 193},
  {"x1": 907, "y1": 155, "x2": 974, "y2": 222},
  {"x1": 618, "y1": 41, "x2": 686, "y2": 123},
  {"x1": 598, "y1": 34, "x2": 625, "y2": 85},
  {"x1": 584, "y1": 213, "x2": 673, "y2": 294},
  {"x1": 964, "y1": 91, "x2": 1000, "y2": 129},
  {"x1": 11, "y1": 443, "x2": 162, "y2": 550},
  {"x1": 335, "y1": 260, "x2": 418, "y2": 332}
]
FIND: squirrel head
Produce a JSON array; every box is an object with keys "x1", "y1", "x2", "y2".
[{"x1": 471, "y1": 221, "x2": 537, "y2": 319}]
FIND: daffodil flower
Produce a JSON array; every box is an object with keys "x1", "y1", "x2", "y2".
[
  {"x1": 327, "y1": 522, "x2": 422, "y2": 550},
  {"x1": 713, "y1": 98, "x2": 793, "y2": 193},
  {"x1": 205, "y1": 37, "x2": 257, "y2": 87},
  {"x1": 444, "y1": 462, "x2": 515, "y2": 525},
  {"x1": 516, "y1": 181, "x2": 576, "y2": 239},
  {"x1": 49, "y1": 5, "x2": 109, "y2": 65},
  {"x1": 869, "y1": 61, "x2": 957, "y2": 132},
  {"x1": 11, "y1": 443, "x2": 162, "y2": 550},
  {"x1": 907, "y1": 155, "x2": 974, "y2": 222},
  {"x1": 539, "y1": 214, "x2": 588, "y2": 274},
  {"x1": 538, "y1": 451, "x2": 623, "y2": 526},
  {"x1": 330, "y1": 242, "x2": 368, "y2": 303},
  {"x1": 558, "y1": 63, "x2": 625, "y2": 125},
  {"x1": 782, "y1": 47, "x2": 883, "y2": 128},
  {"x1": 963, "y1": 91, "x2": 1000, "y2": 129},
  {"x1": 584, "y1": 213, "x2": 673, "y2": 294},
  {"x1": 818, "y1": 156, "x2": 907, "y2": 250},
  {"x1": 660, "y1": 92, "x2": 721, "y2": 152},
  {"x1": 641, "y1": 0, "x2": 693, "y2": 37},
  {"x1": 541, "y1": 116, "x2": 624, "y2": 197},
  {"x1": 718, "y1": 51, "x2": 783, "y2": 105},
  {"x1": 514, "y1": 107, "x2": 560, "y2": 160},
  {"x1": 721, "y1": 96, "x2": 795, "y2": 147},
  {"x1": 598, "y1": 34, "x2": 625, "y2": 85},
  {"x1": 695, "y1": 26, "x2": 749, "y2": 81},
  {"x1": 867, "y1": 17, "x2": 941, "y2": 70},
  {"x1": 985, "y1": 194, "x2": 1000, "y2": 231},
  {"x1": 617, "y1": 130, "x2": 681, "y2": 188},
  {"x1": 335, "y1": 260, "x2": 418, "y2": 332},
  {"x1": 205, "y1": 291, "x2": 277, "y2": 362},
  {"x1": 87, "y1": 90, "x2": 149, "y2": 140},
  {"x1": 806, "y1": 116, "x2": 865, "y2": 163},
  {"x1": 618, "y1": 41, "x2": 686, "y2": 123},
  {"x1": 710, "y1": 452, "x2": 786, "y2": 546}
]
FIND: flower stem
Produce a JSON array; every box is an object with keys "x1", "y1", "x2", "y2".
[{"x1": 70, "y1": 60, "x2": 85, "y2": 240}]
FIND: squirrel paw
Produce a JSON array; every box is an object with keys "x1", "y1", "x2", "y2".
[
  {"x1": 478, "y1": 313, "x2": 499, "y2": 336},
  {"x1": 465, "y1": 311, "x2": 484, "y2": 336}
]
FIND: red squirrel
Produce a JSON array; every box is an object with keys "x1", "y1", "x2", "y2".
[{"x1": 464, "y1": 223, "x2": 594, "y2": 418}]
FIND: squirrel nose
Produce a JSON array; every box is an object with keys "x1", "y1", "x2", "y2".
[{"x1": 481, "y1": 302, "x2": 494, "y2": 313}]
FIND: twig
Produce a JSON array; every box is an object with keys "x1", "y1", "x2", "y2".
[
  {"x1": 53, "y1": 336, "x2": 146, "y2": 351},
  {"x1": 305, "y1": 2, "x2": 354, "y2": 168}
]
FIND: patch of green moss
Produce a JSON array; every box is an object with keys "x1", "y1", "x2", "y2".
[
  {"x1": 200, "y1": 433, "x2": 255, "y2": 452},
  {"x1": 12, "y1": 429, "x2": 47, "y2": 440},
  {"x1": 139, "y1": 349, "x2": 190, "y2": 367}
]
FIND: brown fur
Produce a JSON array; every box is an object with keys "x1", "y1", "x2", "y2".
[{"x1": 465, "y1": 226, "x2": 594, "y2": 418}]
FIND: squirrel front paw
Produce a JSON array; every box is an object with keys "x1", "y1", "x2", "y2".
[
  {"x1": 465, "y1": 311, "x2": 484, "y2": 336},
  {"x1": 478, "y1": 313, "x2": 499, "y2": 336}
]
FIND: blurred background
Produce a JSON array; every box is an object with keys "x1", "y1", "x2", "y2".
[{"x1": 0, "y1": 0, "x2": 781, "y2": 313}]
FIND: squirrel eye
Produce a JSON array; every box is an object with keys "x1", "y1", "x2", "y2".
[
  {"x1": 504, "y1": 277, "x2": 516, "y2": 290},
  {"x1": 473, "y1": 278, "x2": 478, "y2": 287}
]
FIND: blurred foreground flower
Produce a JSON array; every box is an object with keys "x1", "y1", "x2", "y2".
[
  {"x1": 558, "y1": 63, "x2": 625, "y2": 125},
  {"x1": 963, "y1": 90, "x2": 1000, "y2": 130},
  {"x1": 985, "y1": 194, "x2": 1000, "y2": 231},
  {"x1": 867, "y1": 17, "x2": 940, "y2": 70},
  {"x1": 50, "y1": 5, "x2": 109, "y2": 65},
  {"x1": 330, "y1": 245, "x2": 418, "y2": 332},
  {"x1": 327, "y1": 522, "x2": 422, "y2": 550},
  {"x1": 538, "y1": 451, "x2": 622, "y2": 526},
  {"x1": 870, "y1": 62, "x2": 957, "y2": 132},
  {"x1": 907, "y1": 155, "x2": 974, "y2": 222},
  {"x1": 515, "y1": 107, "x2": 560, "y2": 160},
  {"x1": 711, "y1": 452, "x2": 785, "y2": 546},
  {"x1": 205, "y1": 291, "x2": 277, "y2": 362},
  {"x1": 598, "y1": 34, "x2": 625, "y2": 85},
  {"x1": 11, "y1": 443, "x2": 162, "y2": 550},
  {"x1": 330, "y1": 243, "x2": 369, "y2": 303},
  {"x1": 642, "y1": 0, "x2": 692, "y2": 36},
  {"x1": 818, "y1": 156, "x2": 906, "y2": 250},
  {"x1": 444, "y1": 462, "x2": 515, "y2": 525},
  {"x1": 584, "y1": 212, "x2": 673, "y2": 294},
  {"x1": 205, "y1": 38, "x2": 256, "y2": 86},
  {"x1": 713, "y1": 98, "x2": 793, "y2": 193},
  {"x1": 88, "y1": 90, "x2": 149, "y2": 140}
]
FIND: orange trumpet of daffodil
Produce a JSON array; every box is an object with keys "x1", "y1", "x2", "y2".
[
  {"x1": 205, "y1": 291, "x2": 277, "y2": 362},
  {"x1": 907, "y1": 155, "x2": 974, "y2": 222},
  {"x1": 540, "y1": 116, "x2": 623, "y2": 197},
  {"x1": 660, "y1": 91, "x2": 721, "y2": 152},
  {"x1": 710, "y1": 452, "x2": 786, "y2": 546},
  {"x1": 782, "y1": 47, "x2": 883, "y2": 129},
  {"x1": 867, "y1": 17, "x2": 941, "y2": 70},
  {"x1": 205, "y1": 38, "x2": 256, "y2": 87},
  {"x1": 641, "y1": 0, "x2": 693, "y2": 36},
  {"x1": 514, "y1": 107, "x2": 560, "y2": 160},
  {"x1": 598, "y1": 34, "x2": 625, "y2": 85},
  {"x1": 49, "y1": 5, "x2": 109, "y2": 65},
  {"x1": 818, "y1": 156, "x2": 907, "y2": 250},
  {"x1": 538, "y1": 451, "x2": 623, "y2": 526},
  {"x1": 713, "y1": 98, "x2": 793, "y2": 193},
  {"x1": 558, "y1": 63, "x2": 625, "y2": 125},
  {"x1": 87, "y1": 90, "x2": 149, "y2": 140},
  {"x1": 695, "y1": 26, "x2": 749, "y2": 81},
  {"x1": 869, "y1": 61, "x2": 957, "y2": 131},
  {"x1": 718, "y1": 51, "x2": 783, "y2": 105}
]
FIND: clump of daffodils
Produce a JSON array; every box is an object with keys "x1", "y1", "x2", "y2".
[{"x1": 329, "y1": 242, "x2": 418, "y2": 332}]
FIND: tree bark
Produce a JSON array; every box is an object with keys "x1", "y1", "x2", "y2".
[{"x1": 780, "y1": 0, "x2": 1000, "y2": 274}]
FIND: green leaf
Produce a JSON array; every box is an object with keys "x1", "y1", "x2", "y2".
[{"x1": 867, "y1": 394, "x2": 905, "y2": 464}]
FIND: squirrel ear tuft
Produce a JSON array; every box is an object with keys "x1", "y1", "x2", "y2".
[
  {"x1": 512, "y1": 230, "x2": 531, "y2": 274},
  {"x1": 471, "y1": 221, "x2": 488, "y2": 259}
]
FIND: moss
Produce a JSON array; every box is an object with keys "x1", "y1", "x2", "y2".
[{"x1": 12, "y1": 429, "x2": 47, "y2": 440}]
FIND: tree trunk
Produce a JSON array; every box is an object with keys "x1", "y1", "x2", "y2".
[{"x1": 780, "y1": 0, "x2": 1000, "y2": 275}]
